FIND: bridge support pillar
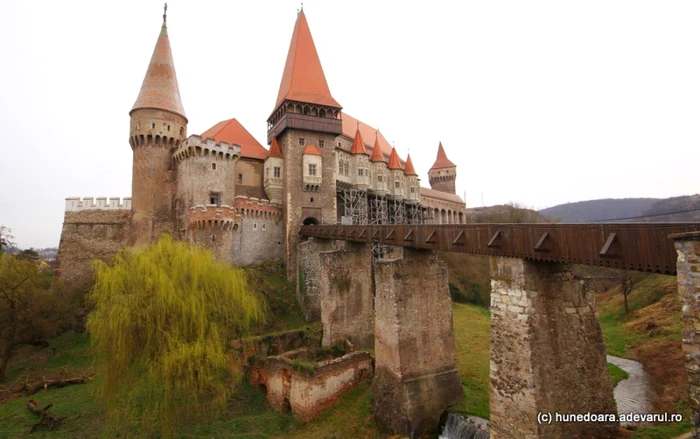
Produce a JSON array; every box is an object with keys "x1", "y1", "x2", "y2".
[
  {"x1": 672, "y1": 232, "x2": 700, "y2": 439},
  {"x1": 319, "y1": 241, "x2": 374, "y2": 349},
  {"x1": 297, "y1": 238, "x2": 341, "y2": 322},
  {"x1": 489, "y1": 257, "x2": 617, "y2": 439},
  {"x1": 372, "y1": 248, "x2": 464, "y2": 438}
]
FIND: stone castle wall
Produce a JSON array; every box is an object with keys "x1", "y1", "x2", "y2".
[
  {"x1": 280, "y1": 128, "x2": 338, "y2": 280},
  {"x1": 56, "y1": 199, "x2": 133, "y2": 288},
  {"x1": 235, "y1": 158, "x2": 266, "y2": 199}
]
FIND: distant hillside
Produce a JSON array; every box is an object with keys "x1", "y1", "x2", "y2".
[
  {"x1": 465, "y1": 204, "x2": 552, "y2": 223},
  {"x1": 540, "y1": 195, "x2": 700, "y2": 223}
]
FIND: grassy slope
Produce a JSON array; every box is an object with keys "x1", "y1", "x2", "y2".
[{"x1": 596, "y1": 273, "x2": 692, "y2": 438}]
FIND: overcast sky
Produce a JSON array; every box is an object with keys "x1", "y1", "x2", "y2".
[{"x1": 1, "y1": 1, "x2": 698, "y2": 249}]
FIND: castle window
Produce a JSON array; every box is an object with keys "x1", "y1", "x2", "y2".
[
  {"x1": 344, "y1": 162, "x2": 349, "y2": 176},
  {"x1": 180, "y1": 127, "x2": 184, "y2": 136},
  {"x1": 338, "y1": 142, "x2": 341, "y2": 148},
  {"x1": 167, "y1": 125, "x2": 171, "y2": 131},
  {"x1": 378, "y1": 175, "x2": 383, "y2": 182},
  {"x1": 299, "y1": 138, "x2": 305, "y2": 146},
  {"x1": 238, "y1": 174, "x2": 243, "y2": 183},
  {"x1": 274, "y1": 167, "x2": 281, "y2": 178},
  {"x1": 254, "y1": 223, "x2": 257, "y2": 230},
  {"x1": 410, "y1": 186, "x2": 415, "y2": 193},
  {"x1": 209, "y1": 192, "x2": 221, "y2": 207},
  {"x1": 262, "y1": 224, "x2": 266, "y2": 231},
  {"x1": 338, "y1": 160, "x2": 342, "y2": 173},
  {"x1": 136, "y1": 122, "x2": 140, "y2": 130},
  {"x1": 308, "y1": 164, "x2": 317, "y2": 176},
  {"x1": 319, "y1": 140, "x2": 324, "y2": 148},
  {"x1": 358, "y1": 168, "x2": 364, "y2": 177},
  {"x1": 212, "y1": 163, "x2": 216, "y2": 170},
  {"x1": 310, "y1": 197, "x2": 314, "y2": 202},
  {"x1": 395, "y1": 181, "x2": 400, "y2": 189}
]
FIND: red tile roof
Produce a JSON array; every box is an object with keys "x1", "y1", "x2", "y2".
[
  {"x1": 131, "y1": 20, "x2": 186, "y2": 120},
  {"x1": 370, "y1": 134, "x2": 386, "y2": 163},
  {"x1": 387, "y1": 147, "x2": 402, "y2": 170},
  {"x1": 200, "y1": 118, "x2": 269, "y2": 160},
  {"x1": 269, "y1": 138, "x2": 283, "y2": 158},
  {"x1": 341, "y1": 113, "x2": 393, "y2": 159},
  {"x1": 350, "y1": 126, "x2": 369, "y2": 155},
  {"x1": 303, "y1": 144, "x2": 322, "y2": 155},
  {"x1": 420, "y1": 187, "x2": 465, "y2": 205},
  {"x1": 403, "y1": 154, "x2": 418, "y2": 176},
  {"x1": 430, "y1": 142, "x2": 457, "y2": 170},
  {"x1": 273, "y1": 11, "x2": 341, "y2": 111}
]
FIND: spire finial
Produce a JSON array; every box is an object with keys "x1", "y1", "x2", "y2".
[{"x1": 163, "y1": 3, "x2": 168, "y2": 24}]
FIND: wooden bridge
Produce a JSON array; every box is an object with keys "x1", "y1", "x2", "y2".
[{"x1": 301, "y1": 222, "x2": 700, "y2": 274}]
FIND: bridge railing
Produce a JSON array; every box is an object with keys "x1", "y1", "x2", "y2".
[{"x1": 300, "y1": 223, "x2": 700, "y2": 274}]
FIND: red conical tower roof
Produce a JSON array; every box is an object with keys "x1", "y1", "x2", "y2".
[
  {"x1": 387, "y1": 147, "x2": 402, "y2": 170},
  {"x1": 131, "y1": 8, "x2": 186, "y2": 120},
  {"x1": 350, "y1": 125, "x2": 369, "y2": 155},
  {"x1": 370, "y1": 133, "x2": 386, "y2": 162},
  {"x1": 430, "y1": 142, "x2": 456, "y2": 170},
  {"x1": 269, "y1": 138, "x2": 283, "y2": 158},
  {"x1": 404, "y1": 154, "x2": 418, "y2": 176},
  {"x1": 273, "y1": 10, "x2": 341, "y2": 111}
]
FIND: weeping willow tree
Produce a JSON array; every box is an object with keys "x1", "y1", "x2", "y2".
[{"x1": 86, "y1": 235, "x2": 267, "y2": 437}]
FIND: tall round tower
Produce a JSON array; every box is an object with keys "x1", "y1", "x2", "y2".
[
  {"x1": 428, "y1": 142, "x2": 457, "y2": 194},
  {"x1": 128, "y1": 6, "x2": 187, "y2": 245}
]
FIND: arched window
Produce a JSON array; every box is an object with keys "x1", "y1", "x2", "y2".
[{"x1": 344, "y1": 162, "x2": 349, "y2": 176}]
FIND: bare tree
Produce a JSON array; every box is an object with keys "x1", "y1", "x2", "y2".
[{"x1": 606, "y1": 268, "x2": 634, "y2": 314}]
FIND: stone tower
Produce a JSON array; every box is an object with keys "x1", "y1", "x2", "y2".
[
  {"x1": 267, "y1": 9, "x2": 342, "y2": 279},
  {"x1": 428, "y1": 142, "x2": 457, "y2": 194},
  {"x1": 128, "y1": 7, "x2": 187, "y2": 245}
]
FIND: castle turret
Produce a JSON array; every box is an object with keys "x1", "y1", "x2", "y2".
[
  {"x1": 350, "y1": 125, "x2": 370, "y2": 190},
  {"x1": 403, "y1": 154, "x2": 419, "y2": 203},
  {"x1": 268, "y1": 8, "x2": 342, "y2": 279},
  {"x1": 128, "y1": 6, "x2": 187, "y2": 245},
  {"x1": 428, "y1": 142, "x2": 457, "y2": 194},
  {"x1": 264, "y1": 138, "x2": 284, "y2": 204},
  {"x1": 370, "y1": 134, "x2": 388, "y2": 194},
  {"x1": 387, "y1": 147, "x2": 404, "y2": 200}
]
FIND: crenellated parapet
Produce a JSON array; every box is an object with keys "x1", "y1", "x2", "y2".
[
  {"x1": 233, "y1": 196, "x2": 282, "y2": 220},
  {"x1": 173, "y1": 135, "x2": 241, "y2": 163},
  {"x1": 188, "y1": 205, "x2": 240, "y2": 230},
  {"x1": 65, "y1": 197, "x2": 132, "y2": 211}
]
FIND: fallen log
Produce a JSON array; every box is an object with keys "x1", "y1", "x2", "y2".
[
  {"x1": 27, "y1": 399, "x2": 60, "y2": 432},
  {"x1": 24, "y1": 376, "x2": 91, "y2": 396}
]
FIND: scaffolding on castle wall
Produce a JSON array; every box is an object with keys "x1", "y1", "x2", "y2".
[
  {"x1": 339, "y1": 189, "x2": 368, "y2": 226},
  {"x1": 369, "y1": 193, "x2": 388, "y2": 226},
  {"x1": 389, "y1": 198, "x2": 406, "y2": 225}
]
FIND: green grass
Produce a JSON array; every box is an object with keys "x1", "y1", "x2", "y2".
[
  {"x1": 631, "y1": 422, "x2": 693, "y2": 439},
  {"x1": 450, "y1": 302, "x2": 491, "y2": 419},
  {"x1": 607, "y1": 362, "x2": 629, "y2": 387}
]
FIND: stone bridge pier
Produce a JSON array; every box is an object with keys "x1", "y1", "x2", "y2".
[
  {"x1": 671, "y1": 232, "x2": 700, "y2": 439},
  {"x1": 489, "y1": 257, "x2": 618, "y2": 439},
  {"x1": 372, "y1": 248, "x2": 464, "y2": 438}
]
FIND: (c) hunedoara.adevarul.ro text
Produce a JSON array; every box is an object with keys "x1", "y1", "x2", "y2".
[{"x1": 537, "y1": 412, "x2": 683, "y2": 424}]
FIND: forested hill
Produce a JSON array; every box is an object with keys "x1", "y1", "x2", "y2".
[{"x1": 539, "y1": 194, "x2": 700, "y2": 222}]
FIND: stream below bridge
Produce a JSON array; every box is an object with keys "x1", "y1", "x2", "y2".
[{"x1": 440, "y1": 354, "x2": 653, "y2": 438}]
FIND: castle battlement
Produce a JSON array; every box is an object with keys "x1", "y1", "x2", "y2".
[
  {"x1": 65, "y1": 197, "x2": 132, "y2": 211},
  {"x1": 173, "y1": 134, "x2": 242, "y2": 162},
  {"x1": 188, "y1": 204, "x2": 240, "y2": 230},
  {"x1": 233, "y1": 196, "x2": 282, "y2": 219}
]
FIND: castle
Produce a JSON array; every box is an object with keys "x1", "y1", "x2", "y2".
[{"x1": 56, "y1": 7, "x2": 466, "y2": 285}]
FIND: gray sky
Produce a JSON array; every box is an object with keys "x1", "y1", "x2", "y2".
[{"x1": 1, "y1": 0, "x2": 698, "y2": 249}]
